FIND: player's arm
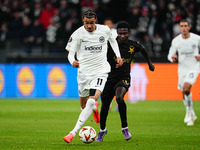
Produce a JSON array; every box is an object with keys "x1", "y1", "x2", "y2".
[
  {"x1": 108, "y1": 36, "x2": 123, "y2": 68},
  {"x1": 195, "y1": 37, "x2": 200, "y2": 61},
  {"x1": 167, "y1": 41, "x2": 177, "y2": 63},
  {"x1": 195, "y1": 56, "x2": 200, "y2": 61},
  {"x1": 68, "y1": 51, "x2": 79, "y2": 68},
  {"x1": 65, "y1": 33, "x2": 80, "y2": 68},
  {"x1": 139, "y1": 44, "x2": 155, "y2": 71}
]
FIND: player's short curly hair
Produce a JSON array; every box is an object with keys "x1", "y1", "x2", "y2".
[
  {"x1": 82, "y1": 10, "x2": 97, "y2": 19},
  {"x1": 117, "y1": 21, "x2": 130, "y2": 31}
]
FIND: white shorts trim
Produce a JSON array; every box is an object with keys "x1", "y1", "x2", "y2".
[
  {"x1": 178, "y1": 72, "x2": 199, "y2": 90},
  {"x1": 77, "y1": 73, "x2": 108, "y2": 97}
]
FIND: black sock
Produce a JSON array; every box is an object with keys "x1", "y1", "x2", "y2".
[
  {"x1": 118, "y1": 101, "x2": 127, "y2": 128},
  {"x1": 100, "y1": 105, "x2": 109, "y2": 130}
]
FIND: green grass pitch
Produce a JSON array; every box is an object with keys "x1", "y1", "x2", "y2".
[{"x1": 0, "y1": 99, "x2": 200, "y2": 150}]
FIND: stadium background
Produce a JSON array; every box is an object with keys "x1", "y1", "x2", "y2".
[{"x1": 0, "y1": 0, "x2": 200, "y2": 100}]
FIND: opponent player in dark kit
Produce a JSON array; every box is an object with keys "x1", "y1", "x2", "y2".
[{"x1": 96, "y1": 21, "x2": 155, "y2": 141}]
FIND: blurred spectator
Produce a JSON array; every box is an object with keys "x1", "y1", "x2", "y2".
[
  {"x1": 141, "y1": 34, "x2": 153, "y2": 56},
  {"x1": 152, "y1": 33, "x2": 163, "y2": 57},
  {"x1": 0, "y1": 22, "x2": 8, "y2": 49},
  {"x1": 137, "y1": 7, "x2": 149, "y2": 40},
  {"x1": 30, "y1": 19, "x2": 45, "y2": 54},
  {"x1": 20, "y1": 1, "x2": 31, "y2": 18},
  {"x1": 196, "y1": 9, "x2": 200, "y2": 35},
  {"x1": 80, "y1": 0, "x2": 95, "y2": 12},
  {"x1": 45, "y1": 18, "x2": 59, "y2": 53},
  {"x1": 0, "y1": 22, "x2": 8, "y2": 62},
  {"x1": 128, "y1": 6, "x2": 141, "y2": 39},
  {"x1": 10, "y1": 0, "x2": 20, "y2": 12},
  {"x1": 0, "y1": 0, "x2": 11, "y2": 23},
  {"x1": 59, "y1": 0, "x2": 73, "y2": 27},
  {"x1": 39, "y1": 2, "x2": 56, "y2": 30},
  {"x1": 30, "y1": 1, "x2": 43, "y2": 20},
  {"x1": 64, "y1": 9, "x2": 81, "y2": 39},
  {"x1": 8, "y1": 10, "x2": 22, "y2": 40},
  {"x1": 21, "y1": 16, "x2": 32, "y2": 53},
  {"x1": 103, "y1": 18, "x2": 117, "y2": 38},
  {"x1": 148, "y1": 9, "x2": 159, "y2": 39}
]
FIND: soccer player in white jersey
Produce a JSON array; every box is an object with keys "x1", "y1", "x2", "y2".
[
  {"x1": 63, "y1": 10, "x2": 123, "y2": 143},
  {"x1": 168, "y1": 19, "x2": 200, "y2": 126}
]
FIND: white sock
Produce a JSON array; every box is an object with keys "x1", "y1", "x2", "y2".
[
  {"x1": 184, "y1": 93, "x2": 193, "y2": 111},
  {"x1": 100, "y1": 128, "x2": 107, "y2": 132},
  {"x1": 70, "y1": 98, "x2": 95, "y2": 137},
  {"x1": 93, "y1": 101, "x2": 97, "y2": 111},
  {"x1": 122, "y1": 127, "x2": 128, "y2": 130}
]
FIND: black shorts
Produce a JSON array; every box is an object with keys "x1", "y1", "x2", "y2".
[{"x1": 101, "y1": 77, "x2": 130, "y2": 100}]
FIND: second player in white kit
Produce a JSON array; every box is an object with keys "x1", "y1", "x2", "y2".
[{"x1": 168, "y1": 19, "x2": 200, "y2": 126}]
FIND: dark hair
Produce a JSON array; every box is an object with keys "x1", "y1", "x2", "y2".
[
  {"x1": 82, "y1": 10, "x2": 97, "y2": 19},
  {"x1": 180, "y1": 19, "x2": 190, "y2": 25},
  {"x1": 117, "y1": 21, "x2": 130, "y2": 31}
]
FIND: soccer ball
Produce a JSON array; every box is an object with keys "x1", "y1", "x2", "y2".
[{"x1": 79, "y1": 126, "x2": 96, "y2": 144}]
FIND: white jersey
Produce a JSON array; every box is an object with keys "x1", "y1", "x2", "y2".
[
  {"x1": 168, "y1": 33, "x2": 200, "y2": 74},
  {"x1": 66, "y1": 24, "x2": 120, "y2": 75}
]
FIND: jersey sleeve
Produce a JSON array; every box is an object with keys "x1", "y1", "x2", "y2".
[
  {"x1": 65, "y1": 31, "x2": 80, "y2": 53},
  {"x1": 167, "y1": 40, "x2": 177, "y2": 62},
  {"x1": 133, "y1": 41, "x2": 145, "y2": 57},
  {"x1": 107, "y1": 28, "x2": 121, "y2": 58}
]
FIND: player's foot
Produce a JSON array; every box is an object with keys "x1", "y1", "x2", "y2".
[
  {"x1": 184, "y1": 112, "x2": 190, "y2": 123},
  {"x1": 187, "y1": 119, "x2": 194, "y2": 126},
  {"x1": 93, "y1": 101, "x2": 100, "y2": 123},
  {"x1": 191, "y1": 110, "x2": 197, "y2": 122},
  {"x1": 63, "y1": 133, "x2": 73, "y2": 143},
  {"x1": 192, "y1": 115, "x2": 197, "y2": 122},
  {"x1": 95, "y1": 129, "x2": 107, "y2": 142},
  {"x1": 122, "y1": 128, "x2": 132, "y2": 141}
]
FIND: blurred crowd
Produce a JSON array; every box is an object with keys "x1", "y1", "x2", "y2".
[{"x1": 0, "y1": 0, "x2": 200, "y2": 60}]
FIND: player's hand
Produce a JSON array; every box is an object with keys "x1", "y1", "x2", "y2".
[
  {"x1": 195, "y1": 56, "x2": 200, "y2": 61},
  {"x1": 72, "y1": 60, "x2": 79, "y2": 68},
  {"x1": 149, "y1": 63, "x2": 155, "y2": 71},
  {"x1": 172, "y1": 54, "x2": 178, "y2": 62},
  {"x1": 116, "y1": 57, "x2": 123, "y2": 68}
]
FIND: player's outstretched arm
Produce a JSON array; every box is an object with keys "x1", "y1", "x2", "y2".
[{"x1": 141, "y1": 46, "x2": 155, "y2": 71}]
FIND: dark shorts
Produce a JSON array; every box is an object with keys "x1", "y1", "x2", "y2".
[{"x1": 101, "y1": 77, "x2": 130, "y2": 100}]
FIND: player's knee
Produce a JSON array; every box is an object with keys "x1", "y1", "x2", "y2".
[
  {"x1": 183, "y1": 87, "x2": 190, "y2": 95},
  {"x1": 86, "y1": 98, "x2": 95, "y2": 108},
  {"x1": 80, "y1": 104, "x2": 85, "y2": 109},
  {"x1": 116, "y1": 95, "x2": 124, "y2": 104}
]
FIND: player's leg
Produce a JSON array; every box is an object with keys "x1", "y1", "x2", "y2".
[
  {"x1": 182, "y1": 72, "x2": 198, "y2": 126},
  {"x1": 96, "y1": 93, "x2": 114, "y2": 142},
  {"x1": 96, "y1": 78, "x2": 115, "y2": 142},
  {"x1": 183, "y1": 82, "x2": 197, "y2": 126},
  {"x1": 179, "y1": 74, "x2": 191, "y2": 124},
  {"x1": 80, "y1": 96, "x2": 88, "y2": 109},
  {"x1": 69, "y1": 90, "x2": 102, "y2": 139},
  {"x1": 115, "y1": 86, "x2": 132, "y2": 140},
  {"x1": 90, "y1": 75, "x2": 108, "y2": 123},
  {"x1": 90, "y1": 89, "x2": 102, "y2": 123},
  {"x1": 63, "y1": 96, "x2": 90, "y2": 143}
]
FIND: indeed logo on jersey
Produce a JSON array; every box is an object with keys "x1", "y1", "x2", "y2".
[
  {"x1": 85, "y1": 45, "x2": 102, "y2": 53},
  {"x1": 180, "y1": 51, "x2": 194, "y2": 56}
]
